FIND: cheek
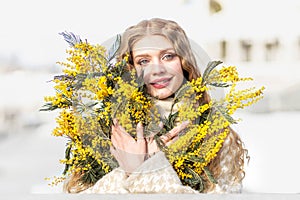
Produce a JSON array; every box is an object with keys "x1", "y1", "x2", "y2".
[
  {"x1": 171, "y1": 61, "x2": 184, "y2": 77},
  {"x1": 168, "y1": 57, "x2": 182, "y2": 72}
]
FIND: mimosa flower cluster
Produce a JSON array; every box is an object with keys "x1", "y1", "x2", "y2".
[{"x1": 41, "y1": 32, "x2": 265, "y2": 192}]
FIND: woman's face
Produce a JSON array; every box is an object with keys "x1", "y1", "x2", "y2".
[{"x1": 132, "y1": 35, "x2": 184, "y2": 99}]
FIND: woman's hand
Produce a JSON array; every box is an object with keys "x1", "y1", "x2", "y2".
[
  {"x1": 147, "y1": 120, "x2": 190, "y2": 156},
  {"x1": 111, "y1": 119, "x2": 189, "y2": 173},
  {"x1": 111, "y1": 119, "x2": 147, "y2": 173}
]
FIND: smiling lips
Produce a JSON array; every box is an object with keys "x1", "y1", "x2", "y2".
[{"x1": 150, "y1": 77, "x2": 172, "y2": 89}]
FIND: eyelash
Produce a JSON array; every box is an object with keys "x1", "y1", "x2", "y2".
[
  {"x1": 137, "y1": 59, "x2": 149, "y2": 66},
  {"x1": 162, "y1": 53, "x2": 176, "y2": 60},
  {"x1": 137, "y1": 53, "x2": 177, "y2": 66}
]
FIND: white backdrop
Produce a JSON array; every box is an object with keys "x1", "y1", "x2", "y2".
[{"x1": 0, "y1": 0, "x2": 299, "y2": 194}]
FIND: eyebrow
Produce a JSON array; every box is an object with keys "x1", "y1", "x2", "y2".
[{"x1": 133, "y1": 48, "x2": 175, "y2": 60}]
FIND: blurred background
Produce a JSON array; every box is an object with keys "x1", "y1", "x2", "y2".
[{"x1": 0, "y1": 0, "x2": 299, "y2": 194}]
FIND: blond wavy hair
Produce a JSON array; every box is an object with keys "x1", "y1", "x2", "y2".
[
  {"x1": 116, "y1": 18, "x2": 248, "y2": 192},
  {"x1": 64, "y1": 18, "x2": 248, "y2": 193}
]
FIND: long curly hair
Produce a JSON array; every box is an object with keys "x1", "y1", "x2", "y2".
[
  {"x1": 64, "y1": 18, "x2": 248, "y2": 193},
  {"x1": 117, "y1": 17, "x2": 248, "y2": 192}
]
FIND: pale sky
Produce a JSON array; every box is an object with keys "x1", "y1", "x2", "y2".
[
  {"x1": 0, "y1": 0, "x2": 299, "y2": 68},
  {"x1": 1, "y1": 0, "x2": 206, "y2": 68}
]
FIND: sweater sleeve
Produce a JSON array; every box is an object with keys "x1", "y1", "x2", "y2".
[
  {"x1": 79, "y1": 168, "x2": 128, "y2": 194},
  {"x1": 80, "y1": 151, "x2": 197, "y2": 194},
  {"x1": 80, "y1": 134, "x2": 244, "y2": 194},
  {"x1": 124, "y1": 151, "x2": 197, "y2": 193}
]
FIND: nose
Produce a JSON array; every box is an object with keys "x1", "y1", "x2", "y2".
[{"x1": 151, "y1": 58, "x2": 166, "y2": 75}]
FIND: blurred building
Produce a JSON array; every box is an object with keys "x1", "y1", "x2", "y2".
[
  {"x1": 0, "y1": 70, "x2": 56, "y2": 136},
  {"x1": 201, "y1": 0, "x2": 300, "y2": 112}
]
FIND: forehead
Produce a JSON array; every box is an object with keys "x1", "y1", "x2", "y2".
[{"x1": 132, "y1": 35, "x2": 173, "y2": 52}]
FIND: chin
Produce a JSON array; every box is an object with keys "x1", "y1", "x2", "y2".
[{"x1": 151, "y1": 90, "x2": 173, "y2": 100}]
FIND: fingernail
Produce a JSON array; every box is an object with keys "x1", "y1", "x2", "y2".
[
  {"x1": 113, "y1": 118, "x2": 118, "y2": 124},
  {"x1": 137, "y1": 122, "x2": 143, "y2": 128}
]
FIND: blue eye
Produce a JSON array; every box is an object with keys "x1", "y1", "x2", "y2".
[
  {"x1": 138, "y1": 59, "x2": 149, "y2": 66},
  {"x1": 162, "y1": 53, "x2": 176, "y2": 61}
]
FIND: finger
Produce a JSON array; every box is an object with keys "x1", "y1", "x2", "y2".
[
  {"x1": 160, "y1": 135, "x2": 169, "y2": 144},
  {"x1": 112, "y1": 126, "x2": 135, "y2": 151},
  {"x1": 110, "y1": 145, "x2": 117, "y2": 158},
  {"x1": 112, "y1": 119, "x2": 131, "y2": 139},
  {"x1": 111, "y1": 123, "x2": 120, "y2": 137},
  {"x1": 165, "y1": 135, "x2": 179, "y2": 146},
  {"x1": 168, "y1": 120, "x2": 190, "y2": 138},
  {"x1": 113, "y1": 118, "x2": 118, "y2": 126},
  {"x1": 111, "y1": 133, "x2": 119, "y2": 148},
  {"x1": 160, "y1": 120, "x2": 190, "y2": 144},
  {"x1": 136, "y1": 123, "x2": 147, "y2": 154},
  {"x1": 111, "y1": 125, "x2": 122, "y2": 142},
  {"x1": 111, "y1": 124, "x2": 116, "y2": 135},
  {"x1": 159, "y1": 134, "x2": 170, "y2": 145},
  {"x1": 136, "y1": 122, "x2": 145, "y2": 143}
]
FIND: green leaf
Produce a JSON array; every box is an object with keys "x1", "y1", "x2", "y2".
[
  {"x1": 107, "y1": 34, "x2": 121, "y2": 62},
  {"x1": 59, "y1": 31, "x2": 82, "y2": 47},
  {"x1": 202, "y1": 61, "x2": 223, "y2": 83},
  {"x1": 212, "y1": 105, "x2": 237, "y2": 124},
  {"x1": 112, "y1": 98, "x2": 126, "y2": 120},
  {"x1": 208, "y1": 82, "x2": 231, "y2": 88},
  {"x1": 53, "y1": 74, "x2": 75, "y2": 81},
  {"x1": 166, "y1": 112, "x2": 179, "y2": 131},
  {"x1": 174, "y1": 83, "x2": 191, "y2": 102},
  {"x1": 186, "y1": 167, "x2": 204, "y2": 191},
  {"x1": 62, "y1": 143, "x2": 72, "y2": 175},
  {"x1": 39, "y1": 103, "x2": 58, "y2": 111},
  {"x1": 186, "y1": 156, "x2": 205, "y2": 163},
  {"x1": 203, "y1": 167, "x2": 218, "y2": 184},
  {"x1": 86, "y1": 101, "x2": 98, "y2": 108}
]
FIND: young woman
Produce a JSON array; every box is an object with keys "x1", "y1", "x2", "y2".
[{"x1": 64, "y1": 18, "x2": 247, "y2": 194}]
